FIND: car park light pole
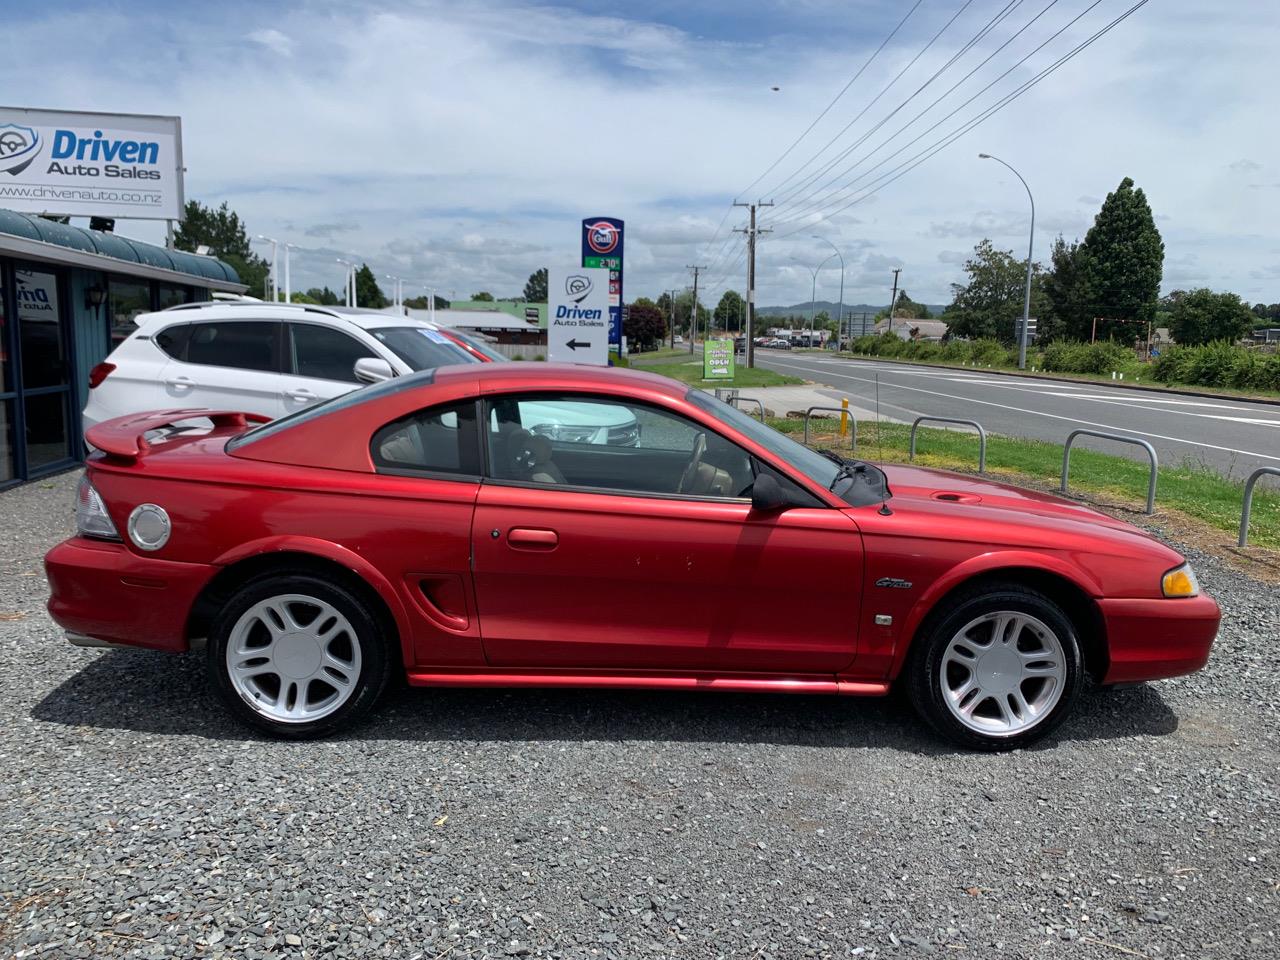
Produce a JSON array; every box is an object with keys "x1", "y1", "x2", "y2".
[
  {"x1": 336, "y1": 258, "x2": 355, "y2": 307},
  {"x1": 979, "y1": 153, "x2": 1034, "y2": 370},
  {"x1": 256, "y1": 235, "x2": 278, "y2": 302},
  {"x1": 811, "y1": 236, "x2": 844, "y2": 349},
  {"x1": 283, "y1": 243, "x2": 295, "y2": 304}
]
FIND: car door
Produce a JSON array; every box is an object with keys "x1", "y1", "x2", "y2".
[
  {"x1": 282, "y1": 321, "x2": 381, "y2": 413},
  {"x1": 471, "y1": 393, "x2": 864, "y2": 674},
  {"x1": 161, "y1": 319, "x2": 288, "y2": 418}
]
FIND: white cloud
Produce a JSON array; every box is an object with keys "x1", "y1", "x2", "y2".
[
  {"x1": 247, "y1": 28, "x2": 294, "y2": 57},
  {"x1": 2, "y1": 0, "x2": 1277, "y2": 306}
]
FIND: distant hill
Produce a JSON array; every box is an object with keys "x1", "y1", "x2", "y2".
[{"x1": 756, "y1": 300, "x2": 947, "y2": 318}]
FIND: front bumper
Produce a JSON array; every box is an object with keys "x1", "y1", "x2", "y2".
[
  {"x1": 45, "y1": 537, "x2": 217, "y2": 653},
  {"x1": 1098, "y1": 594, "x2": 1221, "y2": 684}
]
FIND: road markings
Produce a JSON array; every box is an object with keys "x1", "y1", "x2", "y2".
[{"x1": 763, "y1": 357, "x2": 1280, "y2": 464}]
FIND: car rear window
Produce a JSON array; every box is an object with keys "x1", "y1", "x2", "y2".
[
  {"x1": 184, "y1": 321, "x2": 281, "y2": 372},
  {"x1": 226, "y1": 369, "x2": 435, "y2": 451},
  {"x1": 154, "y1": 322, "x2": 193, "y2": 360}
]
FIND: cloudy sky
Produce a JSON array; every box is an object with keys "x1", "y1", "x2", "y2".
[{"x1": 8, "y1": 0, "x2": 1279, "y2": 308}]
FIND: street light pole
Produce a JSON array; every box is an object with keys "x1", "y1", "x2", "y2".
[
  {"x1": 812, "y1": 236, "x2": 844, "y2": 349},
  {"x1": 336, "y1": 258, "x2": 354, "y2": 307},
  {"x1": 283, "y1": 243, "x2": 294, "y2": 303},
  {"x1": 979, "y1": 152, "x2": 1035, "y2": 369},
  {"x1": 256, "y1": 235, "x2": 278, "y2": 301},
  {"x1": 794, "y1": 255, "x2": 836, "y2": 348}
]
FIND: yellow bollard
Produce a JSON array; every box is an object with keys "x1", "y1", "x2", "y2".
[{"x1": 840, "y1": 397, "x2": 849, "y2": 437}]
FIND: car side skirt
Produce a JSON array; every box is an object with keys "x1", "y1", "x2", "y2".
[{"x1": 407, "y1": 669, "x2": 890, "y2": 697}]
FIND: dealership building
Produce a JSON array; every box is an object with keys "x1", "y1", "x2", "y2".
[{"x1": 0, "y1": 210, "x2": 244, "y2": 489}]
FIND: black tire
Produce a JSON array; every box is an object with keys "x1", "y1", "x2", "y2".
[
  {"x1": 207, "y1": 572, "x2": 393, "y2": 739},
  {"x1": 906, "y1": 582, "x2": 1083, "y2": 751}
]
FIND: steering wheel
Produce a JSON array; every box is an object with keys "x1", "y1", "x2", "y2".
[
  {"x1": 506, "y1": 428, "x2": 537, "y2": 477},
  {"x1": 677, "y1": 432, "x2": 707, "y2": 494}
]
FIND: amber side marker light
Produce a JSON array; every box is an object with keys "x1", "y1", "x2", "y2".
[{"x1": 1161, "y1": 563, "x2": 1200, "y2": 598}]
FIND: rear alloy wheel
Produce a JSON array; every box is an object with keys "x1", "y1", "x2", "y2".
[
  {"x1": 908, "y1": 584, "x2": 1083, "y2": 750},
  {"x1": 208, "y1": 574, "x2": 391, "y2": 738}
]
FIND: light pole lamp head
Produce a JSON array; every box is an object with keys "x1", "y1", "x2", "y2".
[{"x1": 978, "y1": 153, "x2": 992, "y2": 159}]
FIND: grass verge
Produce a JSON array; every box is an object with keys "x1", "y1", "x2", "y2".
[
  {"x1": 642, "y1": 361, "x2": 804, "y2": 389},
  {"x1": 832, "y1": 353, "x2": 1280, "y2": 404},
  {"x1": 767, "y1": 416, "x2": 1280, "y2": 550}
]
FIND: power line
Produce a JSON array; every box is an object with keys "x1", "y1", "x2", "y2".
[
  {"x1": 768, "y1": 0, "x2": 1028, "y2": 210},
  {"x1": 766, "y1": 0, "x2": 1152, "y2": 242},
  {"x1": 768, "y1": 0, "x2": 1078, "y2": 227},
  {"x1": 737, "y1": 0, "x2": 926, "y2": 200},
  {"x1": 761, "y1": 0, "x2": 989, "y2": 202}
]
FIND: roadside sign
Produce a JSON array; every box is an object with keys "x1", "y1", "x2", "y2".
[
  {"x1": 547, "y1": 266, "x2": 610, "y2": 366},
  {"x1": 524, "y1": 306, "x2": 539, "y2": 323},
  {"x1": 581, "y1": 218, "x2": 623, "y2": 345},
  {"x1": 703, "y1": 339, "x2": 734, "y2": 380},
  {"x1": 0, "y1": 106, "x2": 184, "y2": 221}
]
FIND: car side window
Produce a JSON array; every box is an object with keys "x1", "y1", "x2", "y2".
[
  {"x1": 371, "y1": 400, "x2": 480, "y2": 477},
  {"x1": 486, "y1": 394, "x2": 754, "y2": 499},
  {"x1": 289, "y1": 323, "x2": 377, "y2": 382},
  {"x1": 154, "y1": 323, "x2": 193, "y2": 360},
  {"x1": 183, "y1": 321, "x2": 281, "y2": 373}
]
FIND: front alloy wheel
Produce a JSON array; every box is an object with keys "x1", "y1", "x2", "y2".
[
  {"x1": 209, "y1": 573, "x2": 390, "y2": 737},
  {"x1": 908, "y1": 583, "x2": 1083, "y2": 750}
]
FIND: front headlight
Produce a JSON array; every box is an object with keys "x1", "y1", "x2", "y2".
[
  {"x1": 75, "y1": 475, "x2": 120, "y2": 541},
  {"x1": 1162, "y1": 562, "x2": 1200, "y2": 598}
]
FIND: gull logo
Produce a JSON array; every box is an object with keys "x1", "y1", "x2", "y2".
[
  {"x1": 585, "y1": 220, "x2": 619, "y2": 254},
  {"x1": 0, "y1": 124, "x2": 41, "y2": 176},
  {"x1": 565, "y1": 275, "x2": 593, "y2": 303}
]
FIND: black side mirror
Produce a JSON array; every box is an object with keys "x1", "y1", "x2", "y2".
[{"x1": 750, "y1": 473, "x2": 789, "y2": 512}]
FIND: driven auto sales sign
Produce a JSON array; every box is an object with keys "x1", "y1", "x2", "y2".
[
  {"x1": 581, "y1": 217, "x2": 623, "y2": 345},
  {"x1": 548, "y1": 266, "x2": 610, "y2": 366},
  {"x1": 0, "y1": 107, "x2": 184, "y2": 221}
]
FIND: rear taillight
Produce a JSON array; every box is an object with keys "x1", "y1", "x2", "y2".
[
  {"x1": 88, "y1": 362, "x2": 116, "y2": 389},
  {"x1": 75, "y1": 475, "x2": 121, "y2": 541}
]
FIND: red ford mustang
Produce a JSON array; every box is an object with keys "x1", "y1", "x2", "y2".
[{"x1": 45, "y1": 363, "x2": 1220, "y2": 749}]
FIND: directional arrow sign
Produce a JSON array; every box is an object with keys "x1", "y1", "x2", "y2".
[{"x1": 548, "y1": 266, "x2": 610, "y2": 365}]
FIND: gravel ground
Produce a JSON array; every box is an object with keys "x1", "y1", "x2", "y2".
[{"x1": 2, "y1": 469, "x2": 1277, "y2": 960}]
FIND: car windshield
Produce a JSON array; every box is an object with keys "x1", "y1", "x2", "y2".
[
  {"x1": 686, "y1": 390, "x2": 889, "y2": 507},
  {"x1": 371, "y1": 327, "x2": 477, "y2": 371}
]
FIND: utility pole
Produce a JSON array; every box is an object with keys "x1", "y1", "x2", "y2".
[
  {"x1": 686, "y1": 266, "x2": 706, "y2": 354},
  {"x1": 734, "y1": 199, "x2": 773, "y2": 368},
  {"x1": 888, "y1": 267, "x2": 901, "y2": 335}
]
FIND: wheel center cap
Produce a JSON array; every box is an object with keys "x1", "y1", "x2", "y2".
[
  {"x1": 977, "y1": 648, "x2": 1021, "y2": 694},
  {"x1": 276, "y1": 632, "x2": 322, "y2": 679}
]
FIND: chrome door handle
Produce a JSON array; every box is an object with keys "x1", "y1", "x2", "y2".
[
  {"x1": 165, "y1": 376, "x2": 195, "y2": 388},
  {"x1": 284, "y1": 389, "x2": 316, "y2": 402}
]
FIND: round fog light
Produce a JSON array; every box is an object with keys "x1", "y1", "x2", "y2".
[{"x1": 127, "y1": 504, "x2": 171, "y2": 551}]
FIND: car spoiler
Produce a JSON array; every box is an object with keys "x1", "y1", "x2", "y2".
[{"x1": 86, "y1": 409, "x2": 271, "y2": 460}]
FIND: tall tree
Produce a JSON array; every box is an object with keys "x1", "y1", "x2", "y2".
[
  {"x1": 943, "y1": 239, "x2": 1047, "y2": 343},
  {"x1": 625, "y1": 298, "x2": 665, "y2": 351},
  {"x1": 172, "y1": 199, "x2": 270, "y2": 298},
  {"x1": 713, "y1": 290, "x2": 745, "y2": 333},
  {"x1": 471, "y1": 291, "x2": 495, "y2": 302},
  {"x1": 522, "y1": 269, "x2": 548, "y2": 303},
  {"x1": 893, "y1": 290, "x2": 926, "y2": 320},
  {"x1": 305, "y1": 286, "x2": 341, "y2": 305},
  {"x1": 1042, "y1": 235, "x2": 1092, "y2": 342},
  {"x1": 1079, "y1": 177, "x2": 1164, "y2": 341},
  {"x1": 1166, "y1": 289, "x2": 1255, "y2": 345},
  {"x1": 355, "y1": 264, "x2": 387, "y2": 308}
]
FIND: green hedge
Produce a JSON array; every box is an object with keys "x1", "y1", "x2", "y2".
[
  {"x1": 1152, "y1": 342, "x2": 1280, "y2": 390},
  {"x1": 848, "y1": 333, "x2": 1015, "y2": 367}
]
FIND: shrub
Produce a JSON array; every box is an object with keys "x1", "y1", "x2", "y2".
[{"x1": 1041, "y1": 340, "x2": 1138, "y2": 376}]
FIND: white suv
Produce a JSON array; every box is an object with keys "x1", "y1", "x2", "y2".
[{"x1": 83, "y1": 302, "x2": 639, "y2": 443}]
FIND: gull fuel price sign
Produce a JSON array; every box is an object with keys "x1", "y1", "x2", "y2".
[{"x1": 581, "y1": 217, "x2": 623, "y2": 348}]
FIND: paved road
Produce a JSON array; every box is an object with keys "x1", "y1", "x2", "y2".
[{"x1": 754, "y1": 353, "x2": 1280, "y2": 479}]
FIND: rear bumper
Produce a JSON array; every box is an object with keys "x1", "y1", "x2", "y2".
[
  {"x1": 1098, "y1": 594, "x2": 1221, "y2": 684},
  {"x1": 45, "y1": 537, "x2": 216, "y2": 653}
]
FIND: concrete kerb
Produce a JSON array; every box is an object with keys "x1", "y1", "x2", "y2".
[{"x1": 832, "y1": 355, "x2": 1280, "y2": 408}]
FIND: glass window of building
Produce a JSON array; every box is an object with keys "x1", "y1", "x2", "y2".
[
  {"x1": 108, "y1": 278, "x2": 151, "y2": 347},
  {"x1": 15, "y1": 269, "x2": 67, "y2": 389},
  {"x1": 156, "y1": 284, "x2": 191, "y2": 311}
]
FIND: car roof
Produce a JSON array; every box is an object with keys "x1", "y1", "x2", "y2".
[
  {"x1": 136, "y1": 301, "x2": 439, "y2": 332},
  {"x1": 432, "y1": 361, "x2": 689, "y2": 398}
]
